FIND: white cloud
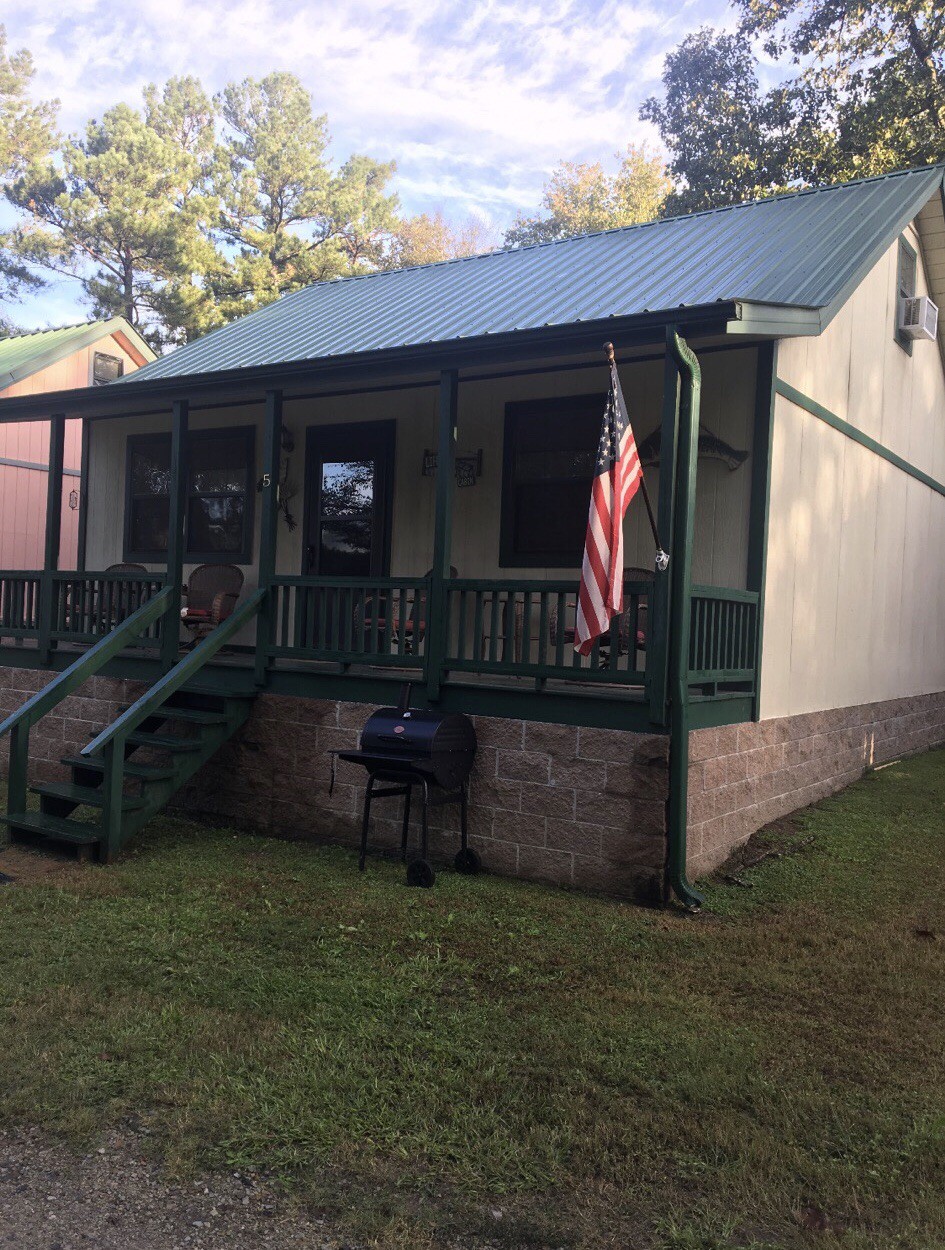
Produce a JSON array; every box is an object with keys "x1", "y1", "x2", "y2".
[{"x1": 6, "y1": 0, "x2": 729, "y2": 325}]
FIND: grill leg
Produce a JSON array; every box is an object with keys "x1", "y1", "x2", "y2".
[
  {"x1": 400, "y1": 784, "x2": 412, "y2": 863},
  {"x1": 359, "y1": 776, "x2": 375, "y2": 872},
  {"x1": 420, "y1": 779, "x2": 430, "y2": 861}
]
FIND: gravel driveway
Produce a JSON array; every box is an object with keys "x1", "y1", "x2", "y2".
[{"x1": 0, "y1": 1126, "x2": 357, "y2": 1250}]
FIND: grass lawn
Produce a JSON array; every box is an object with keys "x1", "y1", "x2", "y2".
[{"x1": 0, "y1": 751, "x2": 943, "y2": 1250}]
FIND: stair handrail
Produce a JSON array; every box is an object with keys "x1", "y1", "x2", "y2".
[
  {"x1": 0, "y1": 586, "x2": 174, "y2": 741},
  {"x1": 81, "y1": 588, "x2": 265, "y2": 759}
]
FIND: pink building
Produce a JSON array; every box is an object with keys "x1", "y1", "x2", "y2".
[{"x1": 0, "y1": 319, "x2": 154, "y2": 568}]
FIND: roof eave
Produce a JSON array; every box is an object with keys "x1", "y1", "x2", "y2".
[{"x1": 0, "y1": 305, "x2": 739, "y2": 423}]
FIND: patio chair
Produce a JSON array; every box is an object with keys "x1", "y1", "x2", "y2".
[
  {"x1": 549, "y1": 567, "x2": 653, "y2": 663},
  {"x1": 82, "y1": 562, "x2": 149, "y2": 634},
  {"x1": 357, "y1": 568, "x2": 457, "y2": 657},
  {"x1": 180, "y1": 563, "x2": 244, "y2": 646}
]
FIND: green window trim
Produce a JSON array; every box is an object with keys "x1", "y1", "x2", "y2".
[
  {"x1": 895, "y1": 234, "x2": 918, "y2": 357},
  {"x1": 774, "y1": 379, "x2": 945, "y2": 498}
]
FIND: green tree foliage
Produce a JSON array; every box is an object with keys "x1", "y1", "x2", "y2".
[
  {"x1": 388, "y1": 209, "x2": 496, "y2": 267},
  {"x1": 211, "y1": 73, "x2": 401, "y2": 317},
  {"x1": 0, "y1": 25, "x2": 58, "y2": 332},
  {"x1": 505, "y1": 144, "x2": 670, "y2": 246},
  {"x1": 643, "y1": 3, "x2": 945, "y2": 214},
  {"x1": 734, "y1": 0, "x2": 945, "y2": 179},
  {"x1": 8, "y1": 77, "x2": 220, "y2": 347}
]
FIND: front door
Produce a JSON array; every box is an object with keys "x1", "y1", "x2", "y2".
[{"x1": 303, "y1": 420, "x2": 395, "y2": 577}]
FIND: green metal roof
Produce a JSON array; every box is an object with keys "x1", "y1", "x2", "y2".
[
  {"x1": 0, "y1": 318, "x2": 154, "y2": 390},
  {"x1": 123, "y1": 164, "x2": 945, "y2": 385}
]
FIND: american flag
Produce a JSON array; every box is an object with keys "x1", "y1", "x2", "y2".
[{"x1": 574, "y1": 362, "x2": 644, "y2": 656}]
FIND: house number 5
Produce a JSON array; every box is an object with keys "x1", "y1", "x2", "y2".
[{"x1": 262, "y1": 473, "x2": 271, "y2": 487}]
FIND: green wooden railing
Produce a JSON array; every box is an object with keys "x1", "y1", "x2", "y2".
[
  {"x1": 442, "y1": 578, "x2": 651, "y2": 687},
  {"x1": 267, "y1": 576, "x2": 428, "y2": 669},
  {"x1": 0, "y1": 586, "x2": 175, "y2": 823},
  {"x1": 0, "y1": 571, "x2": 41, "y2": 641},
  {"x1": 687, "y1": 585, "x2": 759, "y2": 691},
  {"x1": 50, "y1": 571, "x2": 166, "y2": 646}
]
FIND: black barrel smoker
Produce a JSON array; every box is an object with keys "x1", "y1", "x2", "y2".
[{"x1": 335, "y1": 684, "x2": 480, "y2": 887}]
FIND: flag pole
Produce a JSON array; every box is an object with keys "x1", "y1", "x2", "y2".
[{"x1": 604, "y1": 342, "x2": 669, "y2": 571}]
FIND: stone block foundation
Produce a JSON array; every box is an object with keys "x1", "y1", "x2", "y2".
[
  {"x1": 3, "y1": 663, "x2": 944, "y2": 898},
  {"x1": 688, "y1": 691, "x2": 945, "y2": 875}
]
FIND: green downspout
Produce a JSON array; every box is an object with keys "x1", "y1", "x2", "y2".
[{"x1": 665, "y1": 330, "x2": 704, "y2": 912}]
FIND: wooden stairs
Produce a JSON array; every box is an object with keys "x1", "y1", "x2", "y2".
[{"x1": 3, "y1": 686, "x2": 255, "y2": 860}]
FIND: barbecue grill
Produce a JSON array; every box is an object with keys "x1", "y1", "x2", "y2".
[{"x1": 334, "y1": 684, "x2": 480, "y2": 887}]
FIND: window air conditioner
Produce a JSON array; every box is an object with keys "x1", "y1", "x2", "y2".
[{"x1": 899, "y1": 295, "x2": 939, "y2": 341}]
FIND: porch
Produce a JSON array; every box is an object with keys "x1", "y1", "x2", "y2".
[{"x1": 0, "y1": 331, "x2": 769, "y2": 735}]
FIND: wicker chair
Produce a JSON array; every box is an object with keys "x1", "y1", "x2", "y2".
[
  {"x1": 180, "y1": 563, "x2": 244, "y2": 645},
  {"x1": 105, "y1": 562, "x2": 147, "y2": 575}
]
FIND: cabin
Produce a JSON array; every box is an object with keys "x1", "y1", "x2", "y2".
[
  {"x1": 0, "y1": 319, "x2": 154, "y2": 567},
  {"x1": 1, "y1": 165, "x2": 944, "y2": 907}
]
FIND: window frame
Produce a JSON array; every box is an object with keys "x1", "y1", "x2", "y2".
[
  {"x1": 895, "y1": 234, "x2": 918, "y2": 357},
  {"x1": 499, "y1": 392, "x2": 603, "y2": 569},
  {"x1": 123, "y1": 425, "x2": 256, "y2": 565},
  {"x1": 92, "y1": 351, "x2": 125, "y2": 385}
]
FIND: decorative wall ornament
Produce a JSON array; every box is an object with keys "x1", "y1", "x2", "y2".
[
  {"x1": 68, "y1": 489, "x2": 79, "y2": 511},
  {"x1": 637, "y1": 423, "x2": 748, "y2": 471},
  {"x1": 421, "y1": 449, "x2": 483, "y2": 486}
]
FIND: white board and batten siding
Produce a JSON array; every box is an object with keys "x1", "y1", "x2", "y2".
[
  {"x1": 762, "y1": 224, "x2": 945, "y2": 720},
  {"x1": 85, "y1": 351, "x2": 758, "y2": 594}
]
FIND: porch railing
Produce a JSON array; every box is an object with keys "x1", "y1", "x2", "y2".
[
  {"x1": 0, "y1": 572, "x2": 42, "y2": 641},
  {"x1": 0, "y1": 570, "x2": 166, "y2": 651},
  {"x1": 50, "y1": 572, "x2": 166, "y2": 646},
  {"x1": 442, "y1": 578, "x2": 650, "y2": 686},
  {"x1": 688, "y1": 585, "x2": 759, "y2": 689},
  {"x1": 266, "y1": 576, "x2": 428, "y2": 668},
  {"x1": 0, "y1": 570, "x2": 761, "y2": 707}
]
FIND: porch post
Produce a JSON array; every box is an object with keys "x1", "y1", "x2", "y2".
[
  {"x1": 76, "y1": 418, "x2": 90, "y2": 574},
  {"x1": 746, "y1": 342, "x2": 777, "y2": 721},
  {"x1": 647, "y1": 331, "x2": 681, "y2": 726},
  {"x1": 255, "y1": 388, "x2": 282, "y2": 686},
  {"x1": 39, "y1": 414, "x2": 65, "y2": 663},
  {"x1": 426, "y1": 369, "x2": 458, "y2": 701},
  {"x1": 160, "y1": 399, "x2": 188, "y2": 671}
]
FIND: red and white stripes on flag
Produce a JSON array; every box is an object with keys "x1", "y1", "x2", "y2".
[{"x1": 575, "y1": 362, "x2": 643, "y2": 656}]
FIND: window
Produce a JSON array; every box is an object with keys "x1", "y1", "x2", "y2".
[
  {"x1": 500, "y1": 394, "x2": 602, "y2": 567},
  {"x1": 895, "y1": 236, "x2": 918, "y2": 355},
  {"x1": 92, "y1": 351, "x2": 124, "y2": 385},
  {"x1": 125, "y1": 427, "x2": 255, "y2": 563}
]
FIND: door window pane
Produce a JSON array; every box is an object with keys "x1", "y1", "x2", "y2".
[
  {"x1": 319, "y1": 520, "x2": 373, "y2": 576},
  {"x1": 321, "y1": 461, "x2": 375, "y2": 516}
]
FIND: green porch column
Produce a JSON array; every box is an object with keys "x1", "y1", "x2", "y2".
[
  {"x1": 426, "y1": 369, "x2": 458, "y2": 701},
  {"x1": 746, "y1": 341, "x2": 777, "y2": 721},
  {"x1": 160, "y1": 399, "x2": 189, "y2": 671},
  {"x1": 255, "y1": 389, "x2": 283, "y2": 686},
  {"x1": 39, "y1": 414, "x2": 66, "y2": 663},
  {"x1": 76, "y1": 418, "x2": 90, "y2": 574}
]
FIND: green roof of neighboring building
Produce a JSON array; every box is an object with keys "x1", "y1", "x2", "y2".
[
  {"x1": 0, "y1": 317, "x2": 154, "y2": 391},
  {"x1": 117, "y1": 163, "x2": 943, "y2": 385}
]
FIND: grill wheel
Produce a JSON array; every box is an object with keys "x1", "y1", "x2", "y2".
[
  {"x1": 453, "y1": 847, "x2": 482, "y2": 875},
  {"x1": 406, "y1": 858, "x2": 436, "y2": 888}
]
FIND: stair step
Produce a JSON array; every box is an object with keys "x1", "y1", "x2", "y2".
[
  {"x1": 62, "y1": 755, "x2": 176, "y2": 781},
  {"x1": 30, "y1": 782, "x2": 144, "y2": 811},
  {"x1": 1, "y1": 811, "x2": 100, "y2": 846},
  {"x1": 120, "y1": 705, "x2": 228, "y2": 725},
  {"x1": 127, "y1": 731, "x2": 202, "y2": 753},
  {"x1": 180, "y1": 685, "x2": 255, "y2": 700}
]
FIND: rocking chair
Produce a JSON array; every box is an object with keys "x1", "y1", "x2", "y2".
[{"x1": 180, "y1": 563, "x2": 244, "y2": 646}]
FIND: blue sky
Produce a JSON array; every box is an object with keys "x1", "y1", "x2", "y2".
[{"x1": 5, "y1": 0, "x2": 733, "y2": 328}]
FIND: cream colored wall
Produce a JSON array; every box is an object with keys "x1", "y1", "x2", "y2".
[
  {"x1": 85, "y1": 349, "x2": 758, "y2": 596},
  {"x1": 762, "y1": 225, "x2": 945, "y2": 719}
]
